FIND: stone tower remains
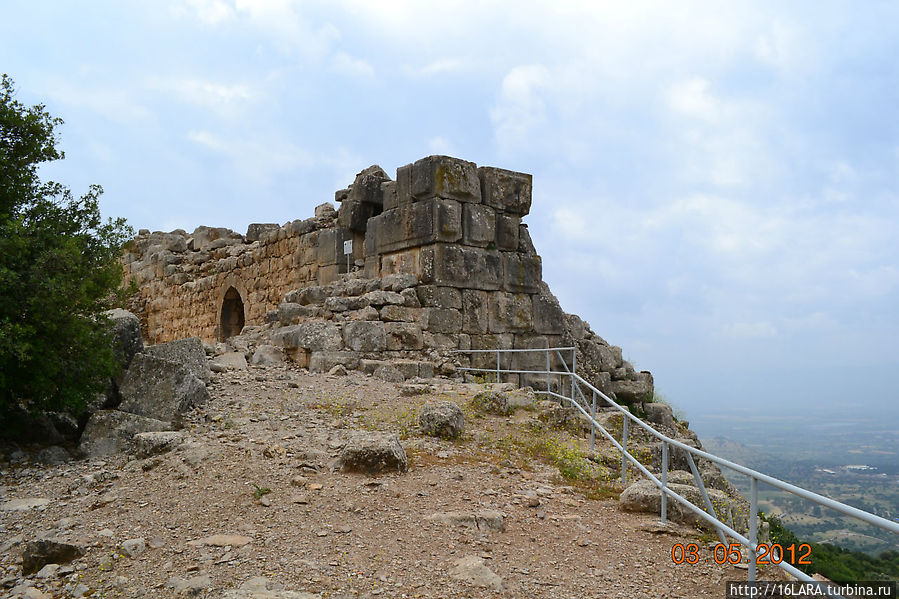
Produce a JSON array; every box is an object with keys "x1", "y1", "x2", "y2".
[{"x1": 123, "y1": 155, "x2": 654, "y2": 404}]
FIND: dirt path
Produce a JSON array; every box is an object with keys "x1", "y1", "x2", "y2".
[{"x1": 1, "y1": 366, "x2": 783, "y2": 598}]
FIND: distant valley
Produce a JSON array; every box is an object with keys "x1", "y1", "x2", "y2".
[{"x1": 689, "y1": 406, "x2": 898, "y2": 556}]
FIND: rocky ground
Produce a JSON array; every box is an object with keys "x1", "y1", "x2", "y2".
[{"x1": 1, "y1": 364, "x2": 785, "y2": 598}]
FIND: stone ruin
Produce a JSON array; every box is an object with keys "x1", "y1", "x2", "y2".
[{"x1": 123, "y1": 155, "x2": 654, "y2": 404}]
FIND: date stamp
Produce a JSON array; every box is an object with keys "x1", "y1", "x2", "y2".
[{"x1": 670, "y1": 542, "x2": 812, "y2": 566}]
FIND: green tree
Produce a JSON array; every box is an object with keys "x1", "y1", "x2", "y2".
[{"x1": 0, "y1": 74, "x2": 133, "y2": 420}]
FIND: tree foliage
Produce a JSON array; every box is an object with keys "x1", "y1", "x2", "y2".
[{"x1": 0, "y1": 74, "x2": 133, "y2": 418}]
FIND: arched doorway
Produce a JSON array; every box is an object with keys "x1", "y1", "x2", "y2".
[{"x1": 219, "y1": 287, "x2": 245, "y2": 340}]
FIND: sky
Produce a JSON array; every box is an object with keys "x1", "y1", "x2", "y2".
[{"x1": 2, "y1": 0, "x2": 898, "y2": 436}]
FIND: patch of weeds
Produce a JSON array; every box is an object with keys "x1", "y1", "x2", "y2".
[{"x1": 252, "y1": 484, "x2": 272, "y2": 499}]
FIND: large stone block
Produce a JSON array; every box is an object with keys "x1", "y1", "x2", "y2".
[
  {"x1": 385, "y1": 322, "x2": 424, "y2": 350},
  {"x1": 502, "y1": 253, "x2": 542, "y2": 293},
  {"x1": 337, "y1": 200, "x2": 378, "y2": 232},
  {"x1": 316, "y1": 227, "x2": 353, "y2": 266},
  {"x1": 245, "y1": 223, "x2": 279, "y2": 242},
  {"x1": 611, "y1": 371, "x2": 653, "y2": 403},
  {"x1": 309, "y1": 351, "x2": 360, "y2": 372},
  {"x1": 512, "y1": 334, "x2": 550, "y2": 371},
  {"x1": 144, "y1": 337, "x2": 210, "y2": 383},
  {"x1": 487, "y1": 292, "x2": 533, "y2": 333},
  {"x1": 118, "y1": 354, "x2": 210, "y2": 427},
  {"x1": 469, "y1": 333, "x2": 514, "y2": 370},
  {"x1": 389, "y1": 163, "x2": 413, "y2": 211},
  {"x1": 495, "y1": 214, "x2": 520, "y2": 251},
  {"x1": 343, "y1": 321, "x2": 387, "y2": 352},
  {"x1": 420, "y1": 244, "x2": 502, "y2": 290},
  {"x1": 370, "y1": 198, "x2": 462, "y2": 254},
  {"x1": 380, "y1": 180, "x2": 398, "y2": 210},
  {"x1": 102, "y1": 308, "x2": 143, "y2": 372},
  {"x1": 416, "y1": 285, "x2": 462, "y2": 309},
  {"x1": 411, "y1": 155, "x2": 481, "y2": 203},
  {"x1": 273, "y1": 322, "x2": 343, "y2": 351},
  {"x1": 78, "y1": 410, "x2": 170, "y2": 458},
  {"x1": 462, "y1": 203, "x2": 496, "y2": 247},
  {"x1": 519, "y1": 225, "x2": 536, "y2": 255},
  {"x1": 477, "y1": 166, "x2": 532, "y2": 215},
  {"x1": 461, "y1": 289, "x2": 488, "y2": 334},
  {"x1": 532, "y1": 288, "x2": 566, "y2": 335},
  {"x1": 379, "y1": 247, "x2": 421, "y2": 277},
  {"x1": 424, "y1": 307, "x2": 463, "y2": 334},
  {"x1": 349, "y1": 165, "x2": 389, "y2": 206},
  {"x1": 379, "y1": 305, "x2": 424, "y2": 322}
]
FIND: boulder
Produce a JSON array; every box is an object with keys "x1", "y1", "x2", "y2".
[
  {"x1": 619, "y1": 479, "x2": 746, "y2": 531},
  {"x1": 273, "y1": 322, "x2": 343, "y2": 352},
  {"x1": 373, "y1": 364, "x2": 404, "y2": 383},
  {"x1": 251, "y1": 345, "x2": 285, "y2": 366},
  {"x1": 426, "y1": 510, "x2": 504, "y2": 532},
  {"x1": 143, "y1": 337, "x2": 211, "y2": 383},
  {"x1": 470, "y1": 390, "x2": 512, "y2": 416},
  {"x1": 342, "y1": 321, "x2": 386, "y2": 352},
  {"x1": 448, "y1": 555, "x2": 503, "y2": 591},
  {"x1": 210, "y1": 351, "x2": 248, "y2": 372},
  {"x1": 419, "y1": 401, "x2": 465, "y2": 439},
  {"x1": 338, "y1": 433, "x2": 408, "y2": 475},
  {"x1": 102, "y1": 308, "x2": 143, "y2": 370},
  {"x1": 22, "y1": 539, "x2": 85, "y2": 575},
  {"x1": 133, "y1": 431, "x2": 187, "y2": 458},
  {"x1": 117, "y1": 354, "x2": 209, "y2": 427},
  {"x1": 643, "y1": 402, "x2": 675, "y2": 429},
  {"x1": 610, "y1": 372, "x2": 653, "y2": 404},
  {"x1": 79, "y1": 410, "x2": 170, "y2": 458}
]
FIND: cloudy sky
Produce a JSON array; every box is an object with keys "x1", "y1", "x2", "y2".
[{"x1": 3, "y1": 1, "x2": 897, "y2": 434}]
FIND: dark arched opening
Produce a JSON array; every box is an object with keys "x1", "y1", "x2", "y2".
[{"x1": 220, "y1": 287, "x2": 245, "y2": 340}]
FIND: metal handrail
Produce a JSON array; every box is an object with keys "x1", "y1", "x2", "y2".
[{"x1": 453, "y1": 346, "x2": 899, "y2": 590}]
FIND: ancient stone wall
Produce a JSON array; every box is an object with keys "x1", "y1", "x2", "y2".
[{"x1": 124, "y1": 155, "x2": 654, "y2": 403}]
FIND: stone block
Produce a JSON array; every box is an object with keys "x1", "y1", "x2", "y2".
[
  {"x1": 325, "y1": 296, "x2": 370, "y2": 312},
  {"x1": 519, "y1": 225, "x2": 536, "y2": 255},
  {"x1": 364, "y1": 256, "x2": 380, "y2": 279},
  {"x1": 79, "y1": 410, "x2": 170, "y2": 458},
  {"x1": 487, "y1": 292, "x2": 533, "y2": 333},
  {"x1": 370, "y1": 198, "x2": 462, "y2": 254},
  {"x1": 278, "y1": 302, "x2": 316, "y2": 325},
  {"x1": 144, "y1": 336, "x2": 211, "y2": 383},
  {"x1": 495, "y1": 214, "x2": 520, "y2": 251},
  {"x1": 360, "y1": 359, "x2": 389, "y2": 374},
  {"x1": 316, "y1": 227, "x2": 353, "y2": 266},
  {"x1": 418, "y1": 361, "x2": 436, "y2": 379},
  {"x1": 246, "y1": 223, "x2": 279, "y2": 242},
  {"x1": 502, "y1": 253, "x2": 542, "y2": 293},
  {"x1": 380, "y1": 248, "x2": 421, "y2": 277},
  {"x1": 361, "y1": 290, "x2": 405, "y2": 306},
  {"x1": 315, "y1": 202, "x2": 337, "y2": 218},
  {"x1": 469, "y1": 334, "x2": 514, "y2": 370},
  {"x1": 416, "y1": 285, "x2": 462, "y2": 309},
  {"x1": 118, "y1": 355, "x2": 209, "y2": 428},
  {"x1": 309, "y1": 351, "x2": 360, "y2": 372},
  {"x1": 532, "y1": 290, "x2": 566, "y2": 335},
  {"x1": 379, "y1": 305, "x2": 423, "y2": 322},
  {"x1": 461, "y1": 289, "x2": 488, "y2": 334},
  {"x1": 391, "y1": 359, "x2": 421, "y2": 380},
  {"x1": 462, "y1": 203, "x2": 496, "y2": 247},
  {"x1": 385, "y1": 322, "x2": 424, "y2": 350},
  {"x1": 273, "y1": 322, "x2": 343, "y2": 352},
  {"x1": 389, "y1": 163, "x2": 413, "y2": 211},
  {"x1": 420, "y1": 244, "x2": 502, "y2": 290},
  {"x1": 425, "y1": 307, "x2": 463, "y2": 334},
  {"x1": 512, "y1": 334, "x2": 549, "y2": 371},
  {"x1": 411, "y1": 155, "x2": 481, "y2": 203},
  {"x1": 337, "y1": 200, "x2": 377, "y2": 232},
  {"x1": 343, "y1": 321, "x2": 387, "y2": 352},
  {"x1": 380, "y1": 180, "x2": 398, "y2": 210},
  {"x1": 477, "y1": 166, "x2": 532, "y2": 215},
  {"x1": 349, "y1": 165, "x2": 389, "y2": 206},
  {"x1": 317, "y1": 264, "x2": 341, "y2": 285},
  {"x1": 423, "y1": 332, "x2": 461, "y2": 350},
  {"x1": 401, "y1": 287, "x2": 421, "y2": 307}
]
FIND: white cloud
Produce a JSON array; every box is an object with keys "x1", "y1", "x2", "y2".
[
  {"x1": 404, "y1": 59, "x2": 465, "y2": 77},
  {"x1": 149, "y1": 78, "x2": 256, "y2": 115},
  {"x1": 180, "y1": 0, "x2": 235, "y2": 25},
  {"x1": 490, "y1": 65, "x2": 550, "y2": 153},
  {"x1": 667, "y1": 77, "x2": 721, "y2": 122},
  {"x1": 331, "y1": 52, "x2": 375, "y2": 79},
  {"x1": 427, "y1": 136, "x2": 454, "y2": 154}
]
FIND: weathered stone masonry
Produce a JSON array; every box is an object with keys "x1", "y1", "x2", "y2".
[{"x1": 124, "y1": 155, "x2": 654, "y2": 404}]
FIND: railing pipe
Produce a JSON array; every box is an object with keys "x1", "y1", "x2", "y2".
[
  {"x1": 621, "y1": 416, "x2": 628, "y2": 485},
  {"x1": 661, "y1": 441, "x2": 668, "y2": 524},
  {"x1": 590, "y1": 390, "x2": 596, "y2": 454},
  {"x1": 749, "y1": 477, "x2": 758, "y2": 582}
]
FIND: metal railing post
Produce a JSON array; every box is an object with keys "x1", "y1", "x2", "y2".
[
  {"x1": 590, "y1": 390, "x2": 596, "y2": 454},
  {"x1": 661, "y1": 442, "x2": 668, "y2": 524},
  {"x1": 621, "y1": 416, "x2": 629, "y2": 485},
  {"x1": 496, "y1": 349, "x2": 500, "y2": 384},
  {"x1": 749, "y1": 477, "x2": 758, "y2": 582},
  {"x1": 571, "y1": 347, "x2": 576, "y2": 404},
  {"x1": 545, "y1": 349, "x2": 551, "y2": 395}
]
